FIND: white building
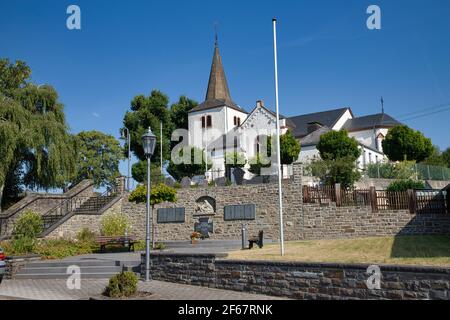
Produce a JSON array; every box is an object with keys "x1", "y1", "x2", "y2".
[{"x1": 188, "y1": 41, "x2": 402, "y2": 179}]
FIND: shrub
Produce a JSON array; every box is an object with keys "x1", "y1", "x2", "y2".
[
  {"x1": 34, "y1": 239, "x2": 95, "y2": 259},
  {"x1": 12, "y1": 210, "x2": 43, "y2": 239},
  {"x1": 387, "y1": 179, "x2": 425, "y2": 192},
  {"x1": 11, "y1": 210, "x2": 43, "y2": 254},
  {"x1": 77, "y1": 228, "x2": 96, "y2": 243},
  {"x1": 100, "y1": 212, "x2": 131, "y2": 236},
  {"x1": 12, "y1": 236, "x2": 35, "y2": 254},
  {"x1": 103, "y1": 271, "x2": 138, "y2": 298},
  {"x1": 128, "y1": 183, "x2": 177, "y2": 206}
]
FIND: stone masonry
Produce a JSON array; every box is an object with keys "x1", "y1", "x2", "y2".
[
  {"x1": 38, "y1": 162, "x2": 450, "y2": 241},
  {"x1": 143, "y1": 252, "x2": 450, "y2": 300}
]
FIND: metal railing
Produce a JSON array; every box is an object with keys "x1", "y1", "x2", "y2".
[{"x1": 365, "y1": 163, "x2": 450, "y2": 181}]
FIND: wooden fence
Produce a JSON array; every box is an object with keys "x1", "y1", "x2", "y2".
[{"x1": 302, "y1": 185, "x2": 449, "y2": 214}]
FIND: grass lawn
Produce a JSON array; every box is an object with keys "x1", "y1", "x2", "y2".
[{"x1": 227, "y1": 236, "x2": 450, "y2": 267}]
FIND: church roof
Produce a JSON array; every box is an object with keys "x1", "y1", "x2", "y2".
[
  {"x1": 288, "y1": 108, "x2": 351, "y2": 137},
  {"x1": 342, "y1": 113, "x2": 401, "y2": 132},
  {"x1": 190, "y1": 43, "x2": 247, "y2": 114},
  {"x1": 300, "y1": 126, "x2": 332, "y2": 147}
]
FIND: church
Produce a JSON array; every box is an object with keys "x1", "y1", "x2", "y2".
[{"x1": 188, "y1": 40, "x2": 402, "y2": 180}]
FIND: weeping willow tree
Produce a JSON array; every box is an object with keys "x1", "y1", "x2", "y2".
[{"x1": 0, "y1": 59, "x2": 76, "y2": 211}]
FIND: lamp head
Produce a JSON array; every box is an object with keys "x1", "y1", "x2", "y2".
[{"x1": 142, "y1": 127, "x2": 156, "y2": 157}]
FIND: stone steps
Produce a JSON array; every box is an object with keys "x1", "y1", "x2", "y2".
[{"x1": 15, "y1": 259, "x2": 140, "y2": 280}]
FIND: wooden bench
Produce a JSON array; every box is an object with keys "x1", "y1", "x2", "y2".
[
  {"x1": 96, "y1": 236, "x2": 137, "y2": 252},
  {"x1": 248, "y1": 230, "x2": 264, "y2": 249}
]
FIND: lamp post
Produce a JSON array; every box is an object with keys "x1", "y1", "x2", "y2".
[
  {"x1": 121, "y1": 127, "x2": 131, "y2": 192},
  {"x1": 142, "y1": 127, "x2": 156, "y2": 282}
]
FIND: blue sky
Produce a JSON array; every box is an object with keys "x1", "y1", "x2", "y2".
[{"x1": 1, "y1": 0, "x2": 449, "y2": 180}]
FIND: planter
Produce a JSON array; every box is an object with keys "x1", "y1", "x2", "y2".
[{"x1": 191, "y1": 239, "x2": 199, "y2": 245}]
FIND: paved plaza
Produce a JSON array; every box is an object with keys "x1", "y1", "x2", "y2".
[{"x1": 0, "y1": 279, "x2": 286, "y2": 300}]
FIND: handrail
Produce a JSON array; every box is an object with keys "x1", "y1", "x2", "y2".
[
  {"x1": 0, "y1": 180, "x2": 94, "y2": 219},
  {"x1": 41, "y1": 186, "x2": 118, "y2": 229}
]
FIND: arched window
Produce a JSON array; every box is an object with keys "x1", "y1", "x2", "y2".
[
  {"x1": 201, "y1": 116, "x2": 206, "y2": 128},
  {"x1": 207, "y1": 115, "x2": 212, "y2": 128}
]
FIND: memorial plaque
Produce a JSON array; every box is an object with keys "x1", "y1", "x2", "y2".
[{"x1": 194, "y1": 217, "x2": 213, "y2": 238}]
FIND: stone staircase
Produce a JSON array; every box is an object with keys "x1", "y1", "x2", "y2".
[
  {"x1": 41, "y1": 194, "x2": 121, "y2": 235},
  {"x1": 72, "y1": 196, "x2": 118, "y2": 214},
  {"x1": 14, "y1": 258, "x2": 140, "y2": 279}
]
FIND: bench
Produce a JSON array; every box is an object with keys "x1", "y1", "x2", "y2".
[
  {"x1": 248, "y1": 230, "x2": 264, "y2": 249},
  {"x1": 96, "y1": 236, "x2": 137, "y2": 252}
]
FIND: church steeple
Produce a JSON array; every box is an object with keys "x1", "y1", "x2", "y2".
[
  {"x1": 205, "y1": 42, "x2": 232, "y2": 102},
  {"x1": 188, "y1": 37, "x2": 247, "y2": 114}
]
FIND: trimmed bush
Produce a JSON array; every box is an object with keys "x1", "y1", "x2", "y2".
[
  {"x1": 128, "y1": 183, "x2": 177, "y2": 206},
  {"x1": 387, "y1": 179, "x2": 425, "y2": 192},
  {"x1": 100, "y1": 212, "x2": 131, "y2": 236},
  {"x1": 103, "y1": 271, "x2": 138, "y2": 298}
]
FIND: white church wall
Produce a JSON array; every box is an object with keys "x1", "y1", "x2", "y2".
[
  {"x1": 349, "y1": 128, "x2": 389, "y2": 152},
  {"x1": 188, "y1": 107, "x2": 226, "y2": 149},
  {"x1": 298, "y1": 145, "x2": 320, "y2": 163}
]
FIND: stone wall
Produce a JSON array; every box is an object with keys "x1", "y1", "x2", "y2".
[
  {"x1": 123, "y1": 163, "x2": 303, "y2": 242},
  {"x1": 45, "y1": 198, "x2": 123, "y2": 239},
  {"x1": 0, "y1": 180, "x2": 94, "y2": 237},
  {"x1": 302, "y1": 204, "x2": 450, "y2": 240},
  {"x1": 142, "y1": 252, "x2": 450, "y2": 300}
]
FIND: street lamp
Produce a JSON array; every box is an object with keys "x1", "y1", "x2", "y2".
[
  {"x1": 120, "y1": 127, "x2": 131, "y2": 192},
  {"x1": 142, "y1": 127, "x2": 156, "y2": 282}
]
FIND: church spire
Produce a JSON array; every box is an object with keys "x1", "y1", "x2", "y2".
[{"x1": 205, "y1": 38, "x2": 232, "y2": 102}]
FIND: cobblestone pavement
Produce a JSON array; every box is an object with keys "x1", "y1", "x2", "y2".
[{"x1": 0, "y1": 279, "x2": 287, "y2": 300}]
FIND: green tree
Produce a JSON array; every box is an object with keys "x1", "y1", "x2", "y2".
[
  {"x1": 170, "y1": 96, "x2": 198, "y2": 130},
  {"x1": 308, "y1": 157, "x2": 361, "y2": 189},
  {"x1": 225, "y1": 151, "x2": 247, "y2": 168},
  {"x1": 73, "y1": 131, "x2": 124, "y2": 188},
  {"x1": 421, "y1": 146, "x2": 446, "y2": 166},
  {"x1": 131, "y1": 160, "x2": 166, "y2": 185},
  {"x1": 0, "y1": 59, "x2": 76, "y2": 211},
  {"x1": 441, "y1": 148, "x2": 450, "y2": 168},
  {"x1": 317, "y1": 130, "x2": 361, "y2": 161},
  {"x1": 382, "y1": 125, "x2": 433, "y2": 162},
  {"x1": 122, "y1": 90, "x2": 173, "y2": 176},
  {"x1": 167, "y1": 146, "x2": 211, "y2": 181},
  {"x1": 280, "y1": 130, "x2": 301, "y2": 165},
  {"x1": 248, "y1": 154, "x2": 271, "y2": 176}
]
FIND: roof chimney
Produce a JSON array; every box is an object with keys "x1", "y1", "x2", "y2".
[{"x1": 307, "y1": 122, "x2": 323, "y2": 134}]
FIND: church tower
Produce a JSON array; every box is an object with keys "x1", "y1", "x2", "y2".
[{"x1": 188, "y1": 39, "x2": 248, "y2": 151}]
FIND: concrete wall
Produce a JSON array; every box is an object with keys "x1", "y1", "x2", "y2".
[{"x1": 143, "y1": 252, "x2": 450, "y2": 300}]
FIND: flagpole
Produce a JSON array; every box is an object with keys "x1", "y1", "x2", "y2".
[
  {"x1": 160, "y1": 121, "x2": 163, "y2": 174},
  {"x1": 272, "y1": 18, "x2": 285, "y2": 256}
]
